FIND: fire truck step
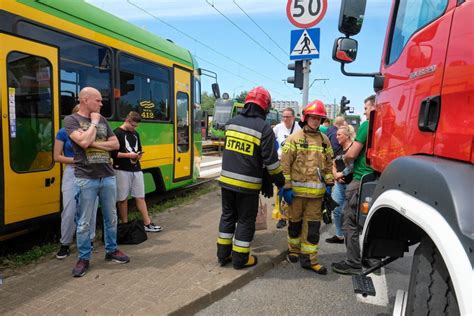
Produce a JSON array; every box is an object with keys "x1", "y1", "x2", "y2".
[{"x1": 352, "y1": 274, "x2": 376, "y2": 297}]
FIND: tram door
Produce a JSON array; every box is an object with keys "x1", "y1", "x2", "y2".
[
  {"x1": 0, "y1": 34, "x2": 60, "y2": 225},
  {"x1": 173, "y1": 67, "x2": 192, "y2": 181}
]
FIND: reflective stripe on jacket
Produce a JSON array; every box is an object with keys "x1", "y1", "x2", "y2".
[
  {"x1": 219, "y1": 111, "x2": 284, "y2": 194},
  {"x1": 281, "y1": 126, "x2": 334, "y2": 198}
]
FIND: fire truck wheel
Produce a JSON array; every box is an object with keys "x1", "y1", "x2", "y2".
[{"x1": 405, "y1": 237, "x2": 459, "y2": 316}]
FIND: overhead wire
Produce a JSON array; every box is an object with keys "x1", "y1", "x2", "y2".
[
  {"x1": 126, "y1": 0, "x2": 284, "y2": 86},
  {"x1": 322, "y1": 80, "x2": 336, "y2": 102},
  {"x1": 194, "y1": 56, "x2": 259, "y2": 87},
  {"x1": 232, "y1": 0, "x2": 288, "y2": 57},
  {"x1": 205, "y1": 0, "x2": 287, "y2": 67},
  {"x1": 196, "y1": 54, "x2": 293, "y2": 99},
  {"x1": 125, "y1": 0, "x2": 299, "y2": 99}
]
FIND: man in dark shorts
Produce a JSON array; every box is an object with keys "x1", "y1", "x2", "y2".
[{"x1": 113, "y1": 111, "x2": 162, "y2": 232}]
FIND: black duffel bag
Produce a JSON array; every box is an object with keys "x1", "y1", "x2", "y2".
[{"x1": 117, "y1": 220, "x2": 147, "y2": 245}]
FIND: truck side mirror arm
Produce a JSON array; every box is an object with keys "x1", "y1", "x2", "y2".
[{"x1": 340, "y1": 63, "x2": 385, "y2": 92}]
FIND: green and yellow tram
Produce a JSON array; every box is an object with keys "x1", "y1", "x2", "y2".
[
  {"x1": 210, "y1": 98, "x2": 280, "y2": 140},
  {"x1": 0, "y1": 0, "x2": 203, "y2": 240},
  {"x1": 230, "y1": 102, "x2": 280, "y2": 126}
]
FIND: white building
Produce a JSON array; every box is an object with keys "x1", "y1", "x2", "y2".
[
  {"x1": 272, "y1": 101, "x2": 340, "y2": 120},
  {"x1": 272, "y1": 100, "x2": 300, "y2": 115},
  {"x1": 325, "y1": 103, "x2": 338, "y2": 120}
]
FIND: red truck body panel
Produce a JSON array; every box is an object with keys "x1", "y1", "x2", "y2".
[
  {"x1": 368, "y1": 0, "x2": 474, "y2": 172},
  {"x1": 435, "y1": 1, "x2": 474, "y2": 163}
]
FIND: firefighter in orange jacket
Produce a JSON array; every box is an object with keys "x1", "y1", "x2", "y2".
[
  {"x1": 280, "y1": 100, "x2": 334, "y2": 274},
  {"x1": 217, "y1": 86, "x2": 285, "y2": 269}
]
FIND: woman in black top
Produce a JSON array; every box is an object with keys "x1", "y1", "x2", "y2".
[{"x1": 326, "y1": 125, "x2": 354, "y2": 244}]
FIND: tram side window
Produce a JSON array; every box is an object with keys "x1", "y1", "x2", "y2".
[
  {"x1": 119, "y1": 54, "x2": 170, "y2": 121},
  {"x1": 177, "y1": 92, "x2": 190, "y2": 153},
  {"x1": 17, "y1": 22, "x2": 113, "y2": 117},
  {"x1": 7, "y1": 52, "x2": 54, "y2": 172},
  {"x1": 193, "y1": 78, "x2": 202, "y2": 134},
  {"x1": 194, "y1": 78, "x2": 201, "y2": 105}
]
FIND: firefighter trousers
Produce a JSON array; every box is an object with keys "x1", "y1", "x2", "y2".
[
  {"x1": 217, "y1": 188, "x2": 259, "y2": 268},
  {"x1": 287, "y1": 196, "x2": 322, "y2": 268}
]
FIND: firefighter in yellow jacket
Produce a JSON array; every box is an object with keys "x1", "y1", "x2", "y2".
[
  {"x1": 280, "y1": 100, "x2": 334, "y2": 274},
  {"x1": 217, "y1": 86, "x2": 285, "y2": 270}
]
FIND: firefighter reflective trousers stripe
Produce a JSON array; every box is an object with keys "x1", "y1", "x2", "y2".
[
  {"x1": 287, "y1": 196, "x2": 322, "y2": 268},
  {"x1": 217, "y1": 188, "x2": 259, "y2": 268}
]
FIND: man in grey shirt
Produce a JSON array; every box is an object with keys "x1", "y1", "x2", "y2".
[{"x1": 65, "y1": 87, "x2": 129, "y2": 277}]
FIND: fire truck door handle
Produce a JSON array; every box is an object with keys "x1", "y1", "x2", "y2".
[{"x1": 418, "y1": 96, "x2": 441, "y2": 132}]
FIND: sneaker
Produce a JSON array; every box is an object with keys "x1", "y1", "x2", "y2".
[
  {"x1": 325, "y1": 235, "x2": 344, "y2": 244},
  {"x1": 72, "y1": 259, "x2": 89, "y2": 277},
  {"x1": 276, "y1": 219, "x2": 287, "y2": 229},
  {"x1": 286, "y1": 253, "x2": 299, "y2": 264},
  {"x1": 144, "y1": 223, "x2": 162, "y2": 232},
  {"x1": 105, "y1": 249, "x2": 130, "y2": 264},
  {"x1": 331, "y1": 261, "x2": 362, "y2": 275},
  {"x1": 56, "y1": 245, "x2": 70, "y2": 259}
]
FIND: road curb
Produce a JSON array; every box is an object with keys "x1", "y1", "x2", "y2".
[
  {"x1": 169, "y1": 250, "x2": 287, "y2": 316},
  {"x1": 169, "y1": 222, "x2": 331, "y2": 315}
]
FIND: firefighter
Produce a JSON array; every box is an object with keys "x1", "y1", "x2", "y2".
[
  {"x1": 217, "y1": 86, "x2": 285, "y2": 270},
  {"x1": 280, "y1": 100, "x2": 334, "y2": 275}
]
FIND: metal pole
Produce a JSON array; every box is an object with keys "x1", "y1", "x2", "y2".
[{"x1": 302, "y1": 59, "x2": 310, "y2": 107}]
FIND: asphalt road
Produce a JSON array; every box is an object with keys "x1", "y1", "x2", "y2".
[{"x1": 198, "y1": 222, "x2": 414, "y2": 316}]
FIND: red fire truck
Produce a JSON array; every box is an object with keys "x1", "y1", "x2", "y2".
[{"x1": 332, "y1": 0, "x2": 473, "y2": 315}]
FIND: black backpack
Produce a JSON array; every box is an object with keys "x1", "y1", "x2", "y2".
[{"x1": 117, "y1": 220, "x2": 147, "y2": 245}]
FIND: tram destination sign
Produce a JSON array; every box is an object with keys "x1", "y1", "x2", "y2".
[{"x1": 286, "y1": 0, "x2": 328, "y2": 28}]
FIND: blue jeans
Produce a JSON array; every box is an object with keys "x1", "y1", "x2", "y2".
[
  {"x1": 75, "y1": 176, "x2": 117, "y2": 260},
  {"x1": 331, "y1": 182, "x2": 347, "y2": 238},
  {"x1": 60, "y1": 165, "x2": 98, "y2": 245}
]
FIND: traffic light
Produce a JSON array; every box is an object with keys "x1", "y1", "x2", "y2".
[
  {"x1": 340, "y1": 96, "x2": 350, "y2": 114},
  {"x1": 287, "y1": 60, "x2": 303, "y2": 90}
]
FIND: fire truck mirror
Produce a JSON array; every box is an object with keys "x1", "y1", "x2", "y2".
[
  {"x1": 332, "y1": 37, "x2": 358, "y2": 64},
  {"x1": 338, "y1": 0, "x2": 367, "y2": 37}
]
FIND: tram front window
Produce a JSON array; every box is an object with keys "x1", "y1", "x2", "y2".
[{"x1": 213, "y1": 99, "x2": 233, "y2": 129}]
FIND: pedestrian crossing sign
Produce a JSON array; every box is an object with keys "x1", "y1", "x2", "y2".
[{"x1": 290, "y1": 28, "x2": 320, "y2": 60}]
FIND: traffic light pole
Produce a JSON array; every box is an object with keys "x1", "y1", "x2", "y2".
[{"x1": 302, "y1": 60, "x2": 310, "y2": 108}]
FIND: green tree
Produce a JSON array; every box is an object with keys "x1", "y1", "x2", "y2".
[
  {"x1": 201, "y1": 91, "x2": 216, "y2": 112},
  {"x1": 234, "y1": 91, "x2": 248, "y2": 103}
]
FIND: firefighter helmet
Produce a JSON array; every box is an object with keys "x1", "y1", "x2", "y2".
[
  {"x1": 244, "y1": 86, "x2": 272, "y2": 113},
  {"x1": 301, "y1": 99, "x2": 327, "y2": 122}
]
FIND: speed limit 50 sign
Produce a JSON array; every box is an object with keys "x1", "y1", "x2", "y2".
[{"x1": 286, "y1": 0, "x2": 328, "y2": 28}]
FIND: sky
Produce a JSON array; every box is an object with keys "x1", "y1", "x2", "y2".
[{"x1": 85, "y1": 0, "x2": 392, "y2": 116}]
